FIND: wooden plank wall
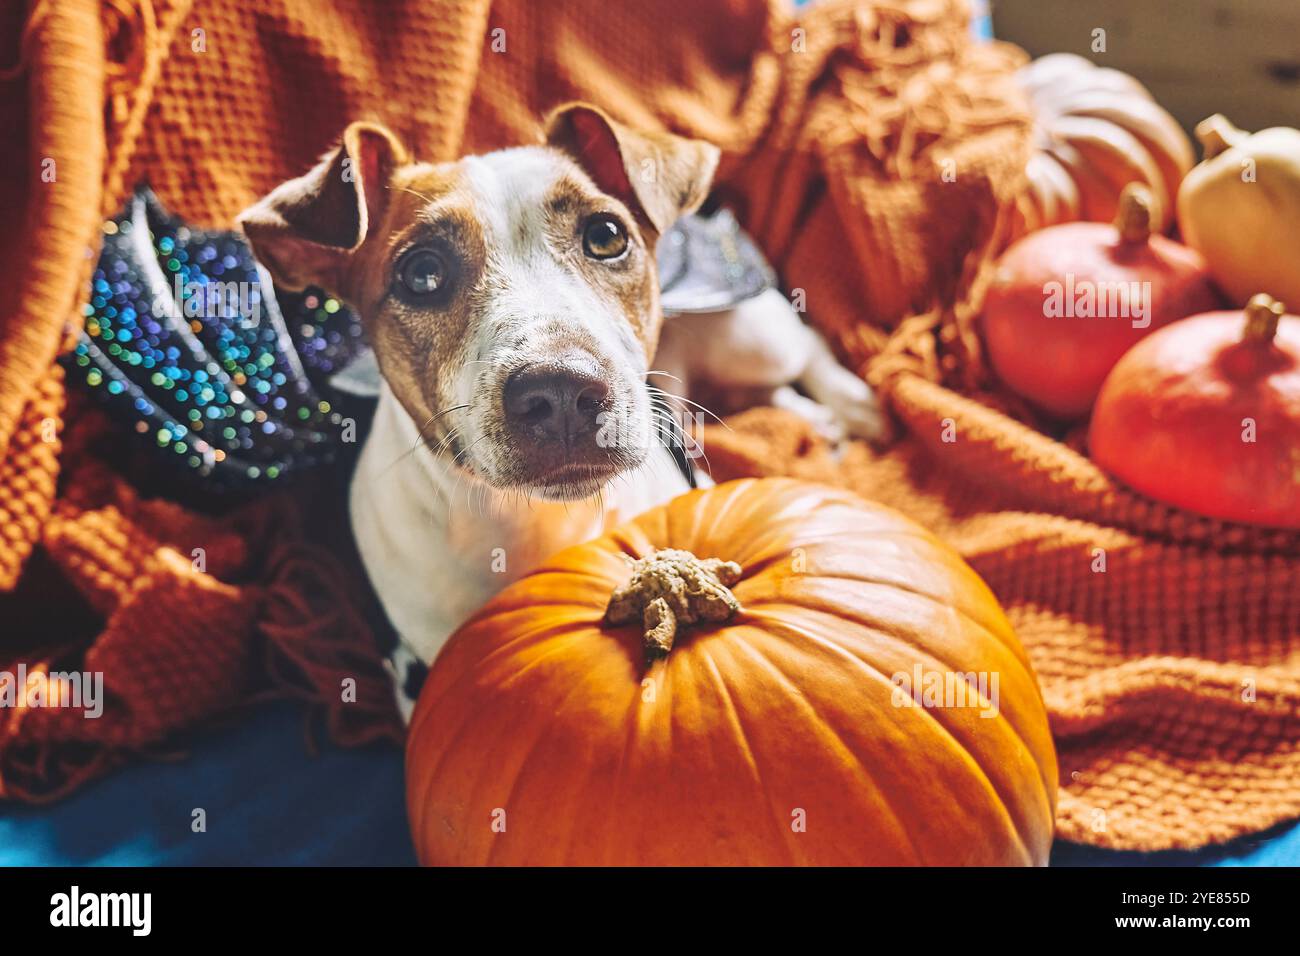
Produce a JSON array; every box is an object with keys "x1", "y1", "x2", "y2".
[{"x1": 992, "y1": 0, "x2": 1300, "y2": 134}]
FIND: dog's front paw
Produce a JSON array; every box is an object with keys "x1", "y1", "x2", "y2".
[
  {"x1": 800, "y1": 358, "x2": 894, "y2": 445},
  {"x1": 769, "y1": 385, "x2": 846, "y2": 444}
]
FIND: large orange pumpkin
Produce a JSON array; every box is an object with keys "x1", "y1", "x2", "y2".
[{"x1": 406, "y1": 479, "x2": 1058, "y2": 866}]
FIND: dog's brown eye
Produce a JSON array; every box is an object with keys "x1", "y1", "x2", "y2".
[
  {"x1": 582, "y1": 215, "x2": 628, "y2": 260},
  {"x1": 398, "y1": 248, "x2": 447, "y2": 296}
]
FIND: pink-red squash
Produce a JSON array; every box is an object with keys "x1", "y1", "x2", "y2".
[
  {"x1": 983, "y1": 183, "x2": 1218, "y2": 419},
  {"x1": 1090, "y1": 294, "x2": 1300, "y2": 528}
]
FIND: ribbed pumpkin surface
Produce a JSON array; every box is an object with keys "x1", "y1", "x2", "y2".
[{"x1": 407, "y1": 479, "x2": 1057, "y2": 865}]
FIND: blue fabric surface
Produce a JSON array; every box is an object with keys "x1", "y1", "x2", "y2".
[
  {"x1": 1054, "y1": 820, "x2": 1300, "y2": 867},
  {"x1": 0, "y1": 702, "x2": 1294, "y2": 866},
  {"x1": 0, "y1": 704, "x2": 416, "y2": 866}
]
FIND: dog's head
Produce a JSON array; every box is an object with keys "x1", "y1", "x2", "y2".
[{"x1": 238, "y1": 105, "x2": 718, "y2": 499}]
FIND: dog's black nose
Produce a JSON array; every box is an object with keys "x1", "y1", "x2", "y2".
[{"x1": 503, "y1": 360, "x2": 611, "y2": 443}]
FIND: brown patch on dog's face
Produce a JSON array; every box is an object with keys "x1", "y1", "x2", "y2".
[{"x1": 239, "y1": 111, "x2": 718, "y2": 499}]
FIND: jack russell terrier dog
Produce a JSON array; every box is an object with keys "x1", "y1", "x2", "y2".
[{"x1": 239, "y1": 104, "x2": 886, "y2": 719}]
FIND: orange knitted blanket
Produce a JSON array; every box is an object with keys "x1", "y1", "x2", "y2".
[{"x1": 2, "y1": 0, "x2": 1297, "y2": 852}]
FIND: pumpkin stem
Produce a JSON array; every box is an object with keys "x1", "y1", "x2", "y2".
[
  {"x1": 1244, "y1": 293, "x2": 1285, "y2": 344},
  {"x1": 604, "y1": 548, "x2": 742, "y2": 662},
  {"x1": 1114, "y1": 182, "x2": 1156, "y2": 244},
  {"x1": 1195, "y1": 113, "x2": 1248, "y2": 160}
]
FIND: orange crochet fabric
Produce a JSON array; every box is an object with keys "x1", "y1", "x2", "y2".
[{"x1": 2, "y1": 0, "x2": 1296, "y2": 852}]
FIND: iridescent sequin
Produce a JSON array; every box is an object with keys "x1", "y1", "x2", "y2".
[{"x1": 67, "y1": 188, "x2": 370, "y2": 488}]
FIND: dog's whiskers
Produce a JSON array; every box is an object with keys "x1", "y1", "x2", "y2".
[
  {"x1": 645, "y1": 369, "x2": 685, "y2": 385},
  {"x1": 416, "y1": 404, "x2": 471, "y2": 447},
  {"x1": 650, "y1": 400, "x2": 713, "y2": 478},
  {"x1": 446, "y1": 434, "x2": 490, "y2": 523},
  {"x1": 398, "y1": 186, "x2": 436, "y2": 204},
  {"x1": 428, "y1": 424, "x2": 466, "y2": 460},
  {"x1": 646, "y1": 384, "x2": 732, "y2": 431}
]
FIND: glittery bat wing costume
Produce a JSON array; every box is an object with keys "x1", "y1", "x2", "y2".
[{"x1": 69, "y1": 188, "x2": 366, "y2": 489}]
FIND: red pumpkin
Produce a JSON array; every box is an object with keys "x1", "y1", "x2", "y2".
[
  {"x1": 406, "y1": 479, "x2": 1058, "y2": 866},
  {"x1": 1090, "y1": 295, "x2": 1300, "y2": 528},
  {"x1": 982, "y1": 183, "x2": 1218, "y2": 419}
]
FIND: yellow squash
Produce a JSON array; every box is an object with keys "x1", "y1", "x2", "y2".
[{"x1": 1177, "y1": 115, "x2": 1300, "y2": 308}]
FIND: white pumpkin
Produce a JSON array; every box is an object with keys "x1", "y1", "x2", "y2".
[
  {"x1": 1177, "y1": 114, "x2": 1300, "y2": 308},
  {"x1": 1017, "y1": 53, "x2": 1193, "y2": 233}
]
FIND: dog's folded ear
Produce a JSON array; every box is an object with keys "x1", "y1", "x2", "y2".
[
  {"x1": 545, "y1": 103, "x2": 720, "y2": 236},
  {"x1": 237, "y1": 122, "x2": 409, "y2": 292}
]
